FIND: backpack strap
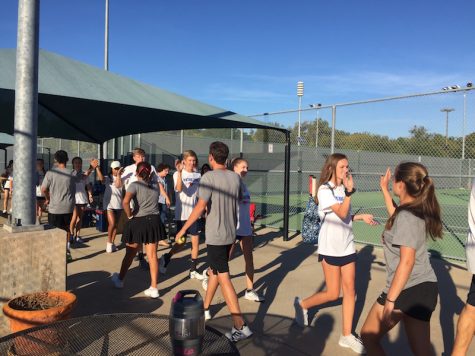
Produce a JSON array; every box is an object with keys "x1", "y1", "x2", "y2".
[{"x1": 320, "y1": 182, "x2": 337, "y2": 226}]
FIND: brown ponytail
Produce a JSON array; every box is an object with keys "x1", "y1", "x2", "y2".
[{"x1": 385, "y1": 162, "x2": 443, "y2": 239}]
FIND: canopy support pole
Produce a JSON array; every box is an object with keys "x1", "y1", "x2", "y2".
[{"x1": 11, "y1": 0, "x2": 40, "y2": 226}]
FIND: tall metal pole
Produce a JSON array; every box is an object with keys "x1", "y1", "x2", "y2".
[
  {"x1": 104, "y1": 0, "x2": 109, "y2": 71},
  {"x1": 239, "y1": 128, "x2": 243, "y2": 158},
  {"x1": 297, "y1": 81, "x2": 304, "y2": 146},
  {"x1": 331, "y1": 105, "x2": 336, "y2": 154},
  {"x1": 441, "y1": 108, "x2": 454, "y2": 147},
  {"x1": 102, "y1": 0, "x2": 109, "y2": 160},
  {"x1": 180, "y1": 130, "x2": 184, "y2": 153},
  {"x1": 283, "y1": 130, "x2": 291, "y2": 241},
  {"x1": 315, "y1": 110, "x2": 319, "y2": 149},
  {"x1": 12, "y1": 0, "x2": 40, "y2": 226},
  {"x1": 462, "y1": 93, "x2": 467, "y2": 159}
]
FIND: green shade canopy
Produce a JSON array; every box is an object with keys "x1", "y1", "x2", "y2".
[{"x1": 0, "y1": 49, "x2": 285, "y2": 144}]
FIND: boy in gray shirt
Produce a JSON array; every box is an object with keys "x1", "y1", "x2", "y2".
[
  {"x1": 175, "y1": 141, "x2": 252, "y2": 342},
  {"x1": 41, "y1": 150, "x2": 76, "y2": 254}
]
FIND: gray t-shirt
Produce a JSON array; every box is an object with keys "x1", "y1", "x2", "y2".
[
  {"x1": 127, "y1": 180, "x2": 159, "y2": 217},
  {"x1": 382, "y1": 210, "x2": 437, "y2": 292},
  {"x1": 41, "y1": 167, "x2": 76, "y2": 214},
  {"x1": 198, "y1": 169, "x2": 240, "y2": 245}
]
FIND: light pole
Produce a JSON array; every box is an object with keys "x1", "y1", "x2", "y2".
[
  {"x1": 441, "y1": 108, "x2": 454, "y2": 147},
  {"x1": 309, "y1": 104, "x2": 322, "y2": 149},
  {"x1": 462, "y1": 83, "x2": 472, "y2": 159},
  {"x1": 297, "y1": 81, "x2": 304, "y2": 146}
]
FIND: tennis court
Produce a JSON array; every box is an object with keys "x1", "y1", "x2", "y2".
[{"x1": 253, "y1": 187, "x2": 470, "y2": 260}]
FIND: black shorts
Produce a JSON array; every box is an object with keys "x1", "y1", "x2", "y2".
[
  {"x1": 176, "y1": 220, "x2": 200, "y2": 236},
  {"x1": 36, "y1": 196, "x2": 46, "y2": 201},
  {"x1": 207, "y1": 244, "x2": 232, "y2": 274},
  {"x1": 48, "y1": 213, "x2": 73, "y2": 232},
  {"x1": 467, "y1": 275, "x2": 475, "y2": 307},
  {"x1": 377, "y1": 281, "x2": 438, "y2": 322},
  {"x1": 318, "y1": 253, "x2": 357, "y2": 266}
]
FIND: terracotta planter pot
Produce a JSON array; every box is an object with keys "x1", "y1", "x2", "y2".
[{"x1": 2, "y1": 291, "x2": 77, "y2": 333}]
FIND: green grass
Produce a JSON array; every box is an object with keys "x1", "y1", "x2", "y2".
[{"x1": 252, "y1": 188, "x2": 470, "y2": 260}]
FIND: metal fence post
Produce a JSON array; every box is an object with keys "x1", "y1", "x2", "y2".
[
  {"x1": 331, "y1": 105, "x2": 336, "y2": 154},
  {"x1": 240, "y1": 128, "x2": 243, "y2": 158},
  {"x1": 11, "y1": 0, "x2": 40, "y2": 226},
  {"x1": 180, "y1": 130, "x2": 184, "y2": 153},
  {"x1": 283, "y1": 130, "x2": 291, "y2": 241}
]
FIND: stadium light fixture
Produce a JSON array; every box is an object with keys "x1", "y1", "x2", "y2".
[{"x1": 441, "y1": 108, "x2": 455, "y2": 147}]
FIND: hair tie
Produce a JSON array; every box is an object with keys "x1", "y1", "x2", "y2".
[{"x1": 138, "y1": 166, "x2": 151, "y2": 176}]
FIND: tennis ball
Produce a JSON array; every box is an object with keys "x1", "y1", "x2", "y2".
[{"x1": 177, "y1": 236, "x2": 186, "y2": 244}]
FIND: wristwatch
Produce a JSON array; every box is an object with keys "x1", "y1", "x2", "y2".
[{"x1": 345, "y1": 188, "x2": 356, "y2": 197}]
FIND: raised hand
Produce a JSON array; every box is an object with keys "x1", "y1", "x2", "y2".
[
  {"x1": 380, "y1": 168, "x2": 391, "y2": 192},
  {"x1": 343, "y1": 173, "x2": 354, "y2": 192},
  {"x1": 175, "y1": 159, "x2": 183, "y2": 173},
  {"x1": 90, "y1": 158, "x2": 99, "y2": 169}
]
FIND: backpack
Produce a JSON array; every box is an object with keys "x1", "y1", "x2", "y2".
[{"x1": 301, "y1": 183, "x2": 335, "y2": 244}]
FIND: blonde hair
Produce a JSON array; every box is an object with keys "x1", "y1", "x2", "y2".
[
  {"x1": 182, "y1": 150, "x2": 197, "y2": 160},
  {"x1": 385, "y1": 162, "x2": 443, "y2": 240},
  {"x1": 132, "y1": 147, "x2": 145, "y2": 157}
]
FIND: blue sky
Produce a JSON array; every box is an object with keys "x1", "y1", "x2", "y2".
[{"x1": 1, "y1": 0, "x2": 474, "y2": 138}]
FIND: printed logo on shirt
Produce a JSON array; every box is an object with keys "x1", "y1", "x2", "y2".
[{"x1": 183, "y1": 173, "x2": 200, "y2": 188}]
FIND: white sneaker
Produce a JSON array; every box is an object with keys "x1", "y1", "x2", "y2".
[
  {"x1": 338, "y1": 334, "x2": 366, "y2": 354},
  {"x1": 225, "y1": 325, "x2": 253, "y2": 342},
  {"x1": 202, "y1": 278, "x2": 208, "y2": 291},
  {"x1": 293, "y1": 297, "x2": 308, "y2": 327},
  {"x1": 106, "y1": 242, "x2": 113, "y2": 253},
  {"x1": 111, "y1": 272, "x2": 124, "y2": 289},
  {"x1": 144, "y1": 287, "x2": 160, "y2": 299},
  {"x1": 204, "y1": 310, "x2": 211, "y2": 321},
  {"x1": 190, "y1": 270, "x2": 205, "y2": 280},
  {"x1": 244, "y1": 289, "x2": 265, "y2": 302}
]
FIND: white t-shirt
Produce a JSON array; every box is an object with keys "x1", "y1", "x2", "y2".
[
  {"x1": 121, "y1": 163, "x2": 158, "y2": 190},
  {"x1": 317, "y1": 182, "x2": 355, "y2": 257},
  {"x1": 466, "y1": 179, "x2": 475, "y2": 274},
  {"x1": 173, "y1": 170, "x2": 201, "y2": 221},
  {"x1": 72, "y1": 170, "x2": 88, "y2": 205},
  {"x1": 103, "y1": 175, "x2": 123, "y2": 210},
  {"x1": 237, "y1": 181, "x2": 252, "y2": 236}
]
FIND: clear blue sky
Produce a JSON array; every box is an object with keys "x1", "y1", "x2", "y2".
[{"x1": 1, "y1": 0, "x2": 474, "y2": 138}]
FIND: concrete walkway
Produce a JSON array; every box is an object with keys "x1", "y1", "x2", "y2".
[{"x1": 2, "y1": 220, "x2": 475, "y2": 355}]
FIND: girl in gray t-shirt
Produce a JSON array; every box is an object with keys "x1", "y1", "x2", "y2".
[
  {"x1": 111, "y1": 162, "x2": 166, "y2": 299},
  {"x1": 361, "y1": 162, "x2": 443, "y2": 355}
]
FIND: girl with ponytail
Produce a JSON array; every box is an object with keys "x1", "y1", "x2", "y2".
[
  {"x1": 362, "y1": 162, "x2": 442, "y2": 355},
  {"x1": 111, "y1": 161, "x2": 166, "y2": 299}
]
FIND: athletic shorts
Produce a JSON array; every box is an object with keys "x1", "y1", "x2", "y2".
[
  {"x1": 207, "y1": 244, "x2": 232, "y2": 274},
  {"x1": 176, "y1": 220, "x2": 200, "y2": 236},
  {"x1": 48, "y1": 213, "x2": 73, "y2": 232},
  {"x1": 377, "y1": 281, "x2": 438, "y2": 322},
  {"x1": 467, "y1": 275, "x2": 475, "y2": 307},
  {"x1": 75, "y1": 203, "x2": 87, "y2": 208},
  {"x1": 318, "y1": 253, "x2": 357, "y2": 266}
]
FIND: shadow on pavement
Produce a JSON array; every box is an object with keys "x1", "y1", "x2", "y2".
[{"x1": 209, "y1": 313, "x2": 334, "y2": 355}]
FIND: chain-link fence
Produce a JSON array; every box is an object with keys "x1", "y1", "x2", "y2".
[
  {"x1": 11, "y1": 88, "x2": 473, "y2": 260},
  {"x1": 250, "y1": 88, "x2": 475, "y2": 261}
]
